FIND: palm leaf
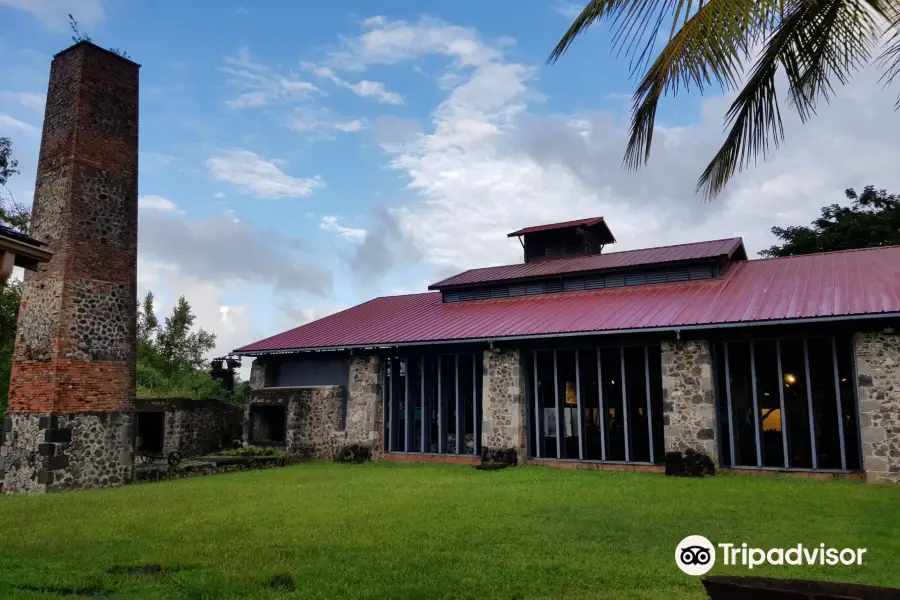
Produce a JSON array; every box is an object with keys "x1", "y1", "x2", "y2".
[
  {"x1": 698, "y1": 0, "x2": 885, "y2": 199},
  {"x1": 622, "y1": 0, "x2": 771, "y2": 171}
]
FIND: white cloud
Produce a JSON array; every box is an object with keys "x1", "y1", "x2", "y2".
[
  {"x1": 554, "y1": 2, "x2": 583, "y2": 19},
  {"x1": 288, "y1": 107, "x2": 366, "y2": 139},
  {"x1": 335, "y1": 15, "x2": 900, "y2": 283},
  {"x1": 333, "y1": 119, "x2": 364, "y2": 132},
  {"x1": 0, "y1": 0, "x2": 104, "y2": 29},
  {"x1": 139, "y1": 194, "x2": 181, "y2": 213},
  {"x1": 327, "y1": 16, "x2": 501, "y2": 71},
  {"x1": 301, "y1": 61, "x2": 403, "y2": 104},
  {"x1": 213, "y1": 192, "x2": 226, "y2": 199},
  {"x1": 320, "y1": 216, "x2": 368, "y2": 242},
  {"x1": 0, "y1": 92, "x2": 45, "y2": 112},
  {"x1": 206, "y1": 148, "x2": 324, "y2": 198},
  {"x1": 338, "y1": 79, "x2": 403, "y2": 104},
  {"x1": 222, "y1": 48, "x2": 320, "y2": 108},
  {"x1": 0, "y1": 114, "x2": 38, "y2": 133}
]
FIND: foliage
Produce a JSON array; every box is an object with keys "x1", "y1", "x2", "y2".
[
  {"x1": 334, "y1": 444, "x2": 372, "y2": 464},
  {"x1": 69, "y1": 14, "x2": 92, "y2": 43},
  {"x1": 550, "y1": 1, "x2": 900, "y2": 199},
  {"x1": 137, "y1": 291, "x2": 242, "y2": 402},
  {"x1": 0, "y1": 279, "x2": 21, "y2": 418},
  {"x1": 212, "y1": 446, "x2": 283, "y2": 458},
  {"x1": 760, "y1": 185, "x2": 900, "y2": 257},
  {"x1": 0, "y1": 137, "x2": 29, "y2": 233},
  {"x1": 0, "y1": 465, "x2": 899, "y2": 597},
  {"x1": 69, "y1": 13, "x2": 131, "y2": 59}
]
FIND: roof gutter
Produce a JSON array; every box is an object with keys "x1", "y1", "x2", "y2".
[{"x1": 233, "y1": 310, "x2": 900, "y2": 356}]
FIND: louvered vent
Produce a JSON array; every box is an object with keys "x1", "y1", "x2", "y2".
[{"x1": 441, "y1": 261, "x2": 719, "y2": 302}]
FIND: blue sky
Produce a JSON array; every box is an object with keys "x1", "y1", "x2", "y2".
[{"x1": 2, "y1": 0, "x2": 900, "y2": 362}]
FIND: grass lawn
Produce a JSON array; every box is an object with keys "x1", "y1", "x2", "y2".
[{"x1": 1, "y1": 463, "x2": 899, "y2": 599}]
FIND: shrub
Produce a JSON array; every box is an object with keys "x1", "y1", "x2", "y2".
[
  {"x1": 477, "y1": 448, "x2": 518, "y2": 471},
  {"x1": 334, "y1": 444, "x2": 372, "y2": 464},
  {"x1": 212, "y1": 446, "x2": 282, "y2": 458}
]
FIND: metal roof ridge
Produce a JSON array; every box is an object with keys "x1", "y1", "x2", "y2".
[{"x1": 746, "y1": 243, "x2": 900, "y2": 263}]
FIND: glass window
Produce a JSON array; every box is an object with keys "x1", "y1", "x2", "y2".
[
  {"x1": 535, "y1": 351, "x2": 557, "y2": 458},
  {"x1": 556, "y1": 350, "x2": 579, "y2": 459},
  {"x1": 716, "y1": 336, "x2": 860, "y2": 472},
  {"x1": 624, "y1": 346, "x2": 650, "y2": 463},
  {"x1": 754, "y1": 340, "x2": 785, "y2": 468},
  {"x1": 601, "y1": 348, "x2": 626, "y2": 461},
  {"x1": 578, "y1": 349, "x2": 602, "y2": 460}
]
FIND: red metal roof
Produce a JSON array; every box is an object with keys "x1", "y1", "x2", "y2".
[
  {"x1": 507, "y1": 216, "x2": 607, "y2": 237},
  {"x1": 430, "y1": 237, "x2": 746, "y2": 289},
  {"x1": 235, "y1": 245, "x2": 900, "y2": 353}
]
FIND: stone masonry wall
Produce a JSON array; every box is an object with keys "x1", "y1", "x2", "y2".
[
  {"x1": 245, "y1": 386, "x2": 345, "y2": 460},
  {"x1": 855, "y1": 331, "x2": 900, "y2": 484},
  {"x1": 481, "y1": 349, "x2": 527, "y2": 462},
  {"x1": 249, "y1": 358, "x2": 272, "y2": 391},
  {"x1": 661, "y1": 340, "x2": 718, "y2": 461},
  {"x1": 1, "y1": 412, "x2": 133, "y2": 494},
  {"x1": 135, "y1": 399, "x2": 243, "y2": 458},
  {"x1": 346, "y1": 356, "x2": 383, "y2": 458}
]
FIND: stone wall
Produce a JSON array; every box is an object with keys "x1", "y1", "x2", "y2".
[
  {"x1": 135, "y1": 399, "x2": 243, "y2": 458},
  {"x1": 346, "y1": 356, "x2": 383, "y2": 457},
  {"x1": 481, "y1": 349, "x2": 526, "y2": 462},
  {"x1": 245, "y1": 386, "x2": 346, "y2": 460},
  {"x1": 1, "y1": 412, "x2": 133, "y2": 494},
  {"x1": 855, "y1": 331, "x2": 900, "y2": 484},
  {"x1": 249, "y1": 358, "x2": 273, "y2": 391},
  {"x1": 661, "y1": 340, "x2": 718, "y2": 461}
]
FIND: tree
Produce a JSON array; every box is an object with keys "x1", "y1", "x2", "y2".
[
  {"x1": 0, "y1": 279, "x2": 21, "y2": 416},
  {"x1": 137, "y1": 291, "x2": 159, "y2": 343},
  {"x1": 0, "y1": 137, "x2": 29, "y2": 233},
  {"x1": 135, "y1": 292, "x2": 238, "y2": 401},
  {"x1": 760, "y1": 185, "x2": 900, "y2": 257},
  {"x1": 156, "y1": 296, "x2": 217, "y2": 372},
  {"x1": 550, "y1": 2, "x2": 900, "y2": 199}
]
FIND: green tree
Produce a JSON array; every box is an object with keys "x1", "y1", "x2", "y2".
[
  {"x1": 0, "y1": 279, "x2": 21, "y2": 417},
  {"x1": 760, "y1": 185, "x2": 900, "y2": 257},
  {"x1": 137, "y1": 290, "x2": 159, "y2": 343},
  {"x1": 550, "y1": 2, "x2": 900, "y2": 199},
  {"x1": 157, "y1": 296, "x2": 217, "y2": 372},
  {"x1": 0, "y1": 137, "x2": 29, "y2": 233}
]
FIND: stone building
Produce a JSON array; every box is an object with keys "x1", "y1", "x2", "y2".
[
  {"x1": 134, "y1": 398, "x2": 243, "y2": 459},
  {"x1": 236, "y1": 217, "x2": 900, "y2": 484},
  {"x1": 0, "y1": 42, "x2": 140, "y2": 493}
]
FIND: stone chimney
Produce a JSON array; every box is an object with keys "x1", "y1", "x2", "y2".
[{"x1": 1, "y1": 42, "x2": 140, "y2": 493}]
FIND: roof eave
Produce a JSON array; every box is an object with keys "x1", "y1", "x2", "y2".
[
  {"x1": 232, "y1": 310, "x2": 900, "y2": 356},
  {"x1": 0, "y1": 236, "x2": 53, "y2": 270}
]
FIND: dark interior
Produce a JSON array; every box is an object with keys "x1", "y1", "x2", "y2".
[
  {"x1": 249, "y1": 404, "x2": 287, "y2": 444},
  {"x1": 135, "y1": 411, "x2": 164, "y2": 454}
]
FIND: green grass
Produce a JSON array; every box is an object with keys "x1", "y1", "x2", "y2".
[{"x1": 1, "y1": 463, "x2": 899, "y2": 599}]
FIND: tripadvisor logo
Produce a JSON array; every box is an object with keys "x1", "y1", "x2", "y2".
[
  {"x1": 675, "y1": 535, "x2": 716, "y2": 576},
  {"x1": 675, "y1": 536, "x2": 867, "y2": 576}
]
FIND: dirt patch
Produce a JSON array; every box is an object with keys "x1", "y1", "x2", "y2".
[{"x1": 16, "y1": 584, "x2": 109, "y2": 597}]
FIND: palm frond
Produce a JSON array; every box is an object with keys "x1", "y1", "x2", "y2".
[
  {"x1": 549, "y1": 0, "x2": 769, "y2": 76},
  {"x1": 784, "y1": 0, "x2": 881, "y2": 122},
  {"x1": 698, "y1": 0, "x2": 885, "y2": 199},
  {"x1": 622, "y1": 0, "x2": 769, "y2": 171},
  {"x1": 876, "y1": 5, "x2": 900, "y2": 108}
]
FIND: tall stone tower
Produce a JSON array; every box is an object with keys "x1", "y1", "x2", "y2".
[{"x1": 0, "y1": 42, "x2": 140, "y2": 493}]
